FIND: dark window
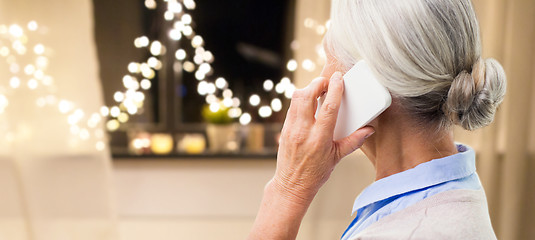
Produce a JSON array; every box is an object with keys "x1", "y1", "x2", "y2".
[{"x1": 92, "y1": 0, "x2": 295, "y2": 156}]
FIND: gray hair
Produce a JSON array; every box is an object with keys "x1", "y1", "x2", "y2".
[{"x1": 326, "y1": 0, "x2": 506, "y2": 131}]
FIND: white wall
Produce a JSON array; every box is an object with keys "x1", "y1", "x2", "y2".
[
  {"x1": 113, "y1": 151, "x2": 375, "y2": 240},
  {"x1": 0, "y1": 0, "x2": 117, "y2": 239}
]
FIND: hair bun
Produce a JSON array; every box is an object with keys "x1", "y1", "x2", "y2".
[{"x1": 443, "y1": 58, "x2": 507, "y2": 131}]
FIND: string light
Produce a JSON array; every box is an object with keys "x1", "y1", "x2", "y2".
[
  {"x1": 284, "y1": 84, "x2": 296, "y2": 99},
  {"x1": 118, "y1": 112, "x2": 129, "y2": 123},
  {"x1": 198, "y1": 63, "x2": 211, "y2": 75},
  {"x1": 316, "y1": 25, "x2": 326, "y2": 35},
  {"x1": 239, "y1": 113, "x2": 252, "y2": 125},
  {"x1": 215, "y1": 77, "x2": 227, "y2": 89},
  {"x1": 275, "y1": 82, "x2": 285, "y2": 94},
  {"x1": 263, "y1": 79, "x2": 274, "y2": 91},
  {"x1": 24, "y1": 64, "x2": 36, "y2": 75},
  {"x1": 106, "y1": 119, "x2": 120, "y2": 131},
  {"x1": 128, "y1": 62, "x2": 140, "y2": 73},
  {"x1": 203, "y1": 51, "x2": 214, "y2": 63},
  {"x1": 205, "y1": 94, "x2": 217, "y2": 104},
  {"x1": 271, "y1": 98, "x2": 282, "y2": 112},
  {"x1": 27, "y1": 21, "x2": 38, "y2": 31},
  {"x1": 58, "y1": 100, "x2": 73, "y2": 114},
  {"x1": 183, "y1": 61, "x2": 195, "y2": 72},
  {"x1": 286, "y1": 59, "x2": 298, "y2": 72},
  {"x1": 304, "y1": 18, "x2": 315, "y2": 28},
  {"x1": 206, "y1": 82, "x2": 216, "y2": 94},
  {"x1": 182, "y1": 14, "x2": 192, "y2": 24},
  {"x1": 110, "y1": 106, "x2": 120, "y2": 117},
  {"x1": 0, "y1": 22, "x2": 102, "y2": 148},
  {"x1": 195, "y1": 70, "x2": 206, "y2": 80},
  {"x1": 169, "y1": 29, "x2": 182, "y2": 40},
  {"x1": 113, "y1": 91, "x2": 125, "y2": 102},
  {"x1": 164, "y1": 11, "x2": 175, "y2": 21},
  {"x1": 134, "y1": 36, "x2": 150, "y2": 48},
  {"x1": 9, "y1": 77, "x2": 20, "y2": 88},
  {"x1": 145, "y1": 0, "x2": 157, "y2": 9},
  {"x1": 197, "y1": 81, "x2": 208, "y2": 95},
  {"x1": 168, "y1": 0, "x2": 183, "y2": 13},
  {"x1": 0, "y1": 46, "x2": 9, "y2": 56},
  {"x1": 33, "y1": 44, "x2": 45, "y2": 55},
  {"x1": 222, "y1": 89, "x2": 233, "y2": 98},
  {"x1": 96, "y1": 141, "x2": 106, "y2": 151},
  {"x1": 209, "y1": 102, "x2": 220, "y2": 112},
  {"x1": 182, "y1": 26, "x2": 193, "y2": 36},
  {"x1": 228, "y1": 107, "x2": 242, "y2": 118},
  {"x1": 147, "y1": 57, "x2": 161, "y2": 69},
  {"x1": 150, "y1": 41, "x2": 163, "y2": 56},
  {"x1": 184, "y1": 0, "x2": 196, "y2": 10},
  {"x1": 222, "y1": 97, "x2": 233, "y2": 107},
  {"x1": 175, "y1": 49, "x2": 186, "y2": 60},
  {"x1": 100, "y1": 106, "x2": 110, "y2": 117},
  {"x1": 258, "y1": 106, "x2": 272, "y2": 118},
  {"x1": 9, "y1": 24, "x2": 23, "y2": 37},
  {"x1": 140, "y1": 79, "x2": 151, "y2": 90},
  {"x1": 302, "y1": 59, "x2": 316, "y2": 72},
  {"x1": 27, "y1": 79, "x2": 38, "y2": 89},
  {"x1": 102, "y1": 0, "x2": 307, "y2": 132},
  {"x1": 249, "y1": 94, "x2": 260, "y2": 107},
  {"x1": 191, "y1": 35, "x2": 204, "y2": 48},
  {"x1": 0, "y1": 95, "x2": 8, "y2": 114},
  {"x1": 232, "y1": 97, "x2": 240, "y2": 108}
]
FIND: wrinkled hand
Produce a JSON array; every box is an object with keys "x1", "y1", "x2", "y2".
[{"x1": 270, "y1": 71, "x2": 375, "y2": 204}]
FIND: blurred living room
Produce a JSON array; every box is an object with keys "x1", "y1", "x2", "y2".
[{"x1": 0, "y1": 0, "x2": 534, "y2": 239}]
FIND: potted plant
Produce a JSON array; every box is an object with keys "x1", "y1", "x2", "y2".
[{"x1": 202, "y1": 103, "x2": 239, "y2": 153}]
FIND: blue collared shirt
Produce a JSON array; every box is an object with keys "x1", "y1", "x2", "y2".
[{"x1": 341, "y1": 144, "x2": 482, "y2": 240}]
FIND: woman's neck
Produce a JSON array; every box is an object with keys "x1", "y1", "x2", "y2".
[{"x1": 361, "y1": 107, "x2": 458, "y2": 181}]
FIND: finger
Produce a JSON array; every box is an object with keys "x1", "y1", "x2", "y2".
[
  {"x1": 335, "y1": 126, "x2": 375, "y2": 158},
  {"x1": 315, "y1": 72, "x2": 344, "y2": 137},
  {"x1": 280, "y1": 99, "x2": 298, "y2": 140},
  {"x1": 302, "y1": 76, "x2": 329, "y2": 99},
  {"x1": 293, "y1": 77, "x2": 329, "y2": 123},
  {"x1": 281, "y1": 77, "x2": 329, "y2": 140},
  {"x1": 284, "y1": 94, "x2": 300, "y2": 124}
]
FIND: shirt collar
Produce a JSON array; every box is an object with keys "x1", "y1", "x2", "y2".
[{"x1": 352, "y1": 144, "x2": 476, "y2": 215}]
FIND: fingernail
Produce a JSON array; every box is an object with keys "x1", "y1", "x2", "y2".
[
  {"x1": 365, "y1": 131, "x2": 375, "y2": 139},
  {"x1": 332, "y1": 71, "x2": 342, "y2": 81}
]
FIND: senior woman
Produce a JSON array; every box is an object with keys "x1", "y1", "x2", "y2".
[{"x1": 248, "y1": 0, "x2": 506, "y2": 239}]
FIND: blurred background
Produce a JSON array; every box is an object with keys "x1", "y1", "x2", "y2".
[{"x1": 0, "y1": 0, "x2": 533, "y2": 239}]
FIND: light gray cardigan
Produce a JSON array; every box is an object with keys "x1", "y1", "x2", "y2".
[{"x1": 351, "y1": 189, "x2": 497, "y2": 240}]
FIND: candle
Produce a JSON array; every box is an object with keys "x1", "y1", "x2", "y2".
[
  {"x1": 129, "y1": 132, "x2": 152, "y2": 155},
  {"x1": 151, "y1": 133, "x2": 173, "y2": 155},
  {"x1": 178, "y1": 134, "x2": 206, "y2": 154}
]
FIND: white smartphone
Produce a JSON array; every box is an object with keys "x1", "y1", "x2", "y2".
[{"x1": 317, "y1": 60, "x2": 391, "y2": 140}]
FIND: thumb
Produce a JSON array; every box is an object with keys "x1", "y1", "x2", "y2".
[{"x1": 335, "y1": 126, "x2": 375, "y2": 158}]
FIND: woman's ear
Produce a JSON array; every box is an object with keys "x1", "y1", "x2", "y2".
[
  {"x1": 320, "y1": 55, "x2": 338, "y2": 79},
  {"x1": 320, "y1": 38, "x2": 342, "y2": 78}
]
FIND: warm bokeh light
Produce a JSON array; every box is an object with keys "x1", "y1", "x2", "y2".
[
  {"x1": 249, "y1": 94, "x2": 260, "y2": 107},
  {"x1": 258, "y1": 106, "x2": 272, "y2": 118},
  {"x1": 263, "y1": 79, "x2": 274, "y2": 91},
  {"x1": 271, "y1": 98, "x2": 282, "y2": 112},
  {"x1": 287, "y1": 59, "x2": 298, "y2": 72},
  {"x1": 239, "y1": 112, "x2": 252, "y2": 125}
]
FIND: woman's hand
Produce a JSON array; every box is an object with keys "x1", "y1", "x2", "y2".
[
  {"x1": 248, "y1": 71, "x2": 374, "y2": 240},
  {"x1": 272, "y1": 71, "x2": 375, "y2": 204}
]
